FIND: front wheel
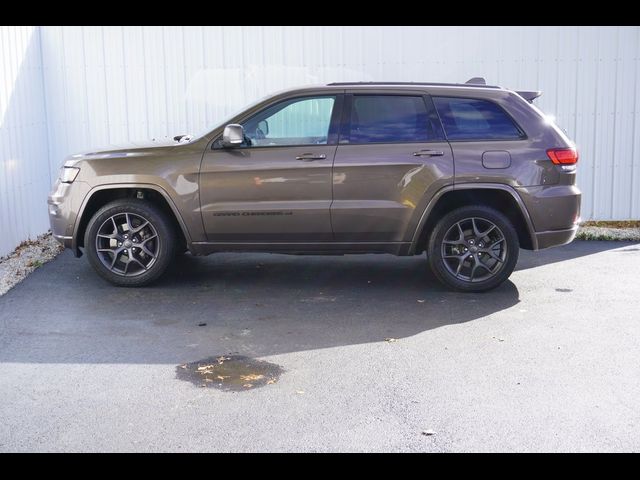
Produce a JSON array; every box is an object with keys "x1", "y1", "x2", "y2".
[
  {"x1": 84, "y1": 199, "x2": 176, "y2": 286},
  {"x1": 427, "y1": 206, "x2": 519, "y2": 292}
]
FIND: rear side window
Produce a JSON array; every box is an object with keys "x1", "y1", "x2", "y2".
[
  {"x1": 347, "y1": 95, "x2": 434, "y2": 144},
  {"x1": 433, "y1": 97, "x2": 523, "y2": 141}
]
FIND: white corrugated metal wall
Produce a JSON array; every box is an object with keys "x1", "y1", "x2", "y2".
[
  {"x1": 1, "y1": 26, "x2": 639, "y2": 256},
  {"x1": 0, "y1": 26, "x2": 50, "y2": 256}
]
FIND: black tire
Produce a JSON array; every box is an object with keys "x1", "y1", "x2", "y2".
[
  {"x1": 84, "y1": 199, "x2": 176, "y2": 286},
  {"x1": 427, "y1": 206, "x2": 519, "y2": 292}
]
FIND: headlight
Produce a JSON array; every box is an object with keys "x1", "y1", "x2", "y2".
[{"x1": 60, "y1": 167, "x2": 80, "y2": 183}]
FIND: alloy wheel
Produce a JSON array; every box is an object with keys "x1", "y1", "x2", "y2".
[
  {"x1": 95, "y1": 212, "x2": 159, "y2": 276},
  {"x1": 441, "y1": 217, "x2": 507, "y2": 283}
]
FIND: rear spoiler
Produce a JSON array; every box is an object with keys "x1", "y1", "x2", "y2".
[{"x1": 517, "y1": 90, "x2": 542, "y2": 103}]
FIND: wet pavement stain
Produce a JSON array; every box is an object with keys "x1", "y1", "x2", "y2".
[{"x1": 176, "y1": 355, "x2": 284, "y2": 391}]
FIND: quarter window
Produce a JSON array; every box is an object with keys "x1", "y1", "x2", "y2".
[
  {"x1": 433, "y1": 97, "x2": 523, "y2": 141},
  {"x1": 242, "y1": 96, "x2": 336, "y2": 147},
  {"x1": 347, "y1": 95, "x2": 434, "y2": 144}
]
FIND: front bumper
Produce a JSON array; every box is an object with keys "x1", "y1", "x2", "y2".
[
  {"x1": 47, "y1": 179, "x2": 91, "y2": 255},
  {"x1": 52, "y1": 233, "x2": 73, "y2": 249}
]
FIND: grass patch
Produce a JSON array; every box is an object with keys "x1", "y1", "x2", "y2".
[
  {"x1": 576, "y1": 230, "x2": 618, "y2": 241},
  {"x1": 581, "y1": 220, "x2": 640, "y2": 228}
]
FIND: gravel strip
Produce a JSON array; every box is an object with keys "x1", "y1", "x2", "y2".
[
  {"x1": 0, "y1": 232, "x2": 64, "y2": 296},
  {"x1": 576, "y1": 226, "x2": 640, "y2": 242}
]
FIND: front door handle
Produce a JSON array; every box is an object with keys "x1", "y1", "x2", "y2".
[
  {"x1": 413, "y1": 150, "x2": 444, "y2": 157},
  {"x1": 296, "y1": 153, "x2": 327, "y2": 161}
]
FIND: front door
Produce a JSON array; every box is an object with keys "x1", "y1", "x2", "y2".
[{"x1": 200, "y1": 95, "x2": 342, "y2": 243}]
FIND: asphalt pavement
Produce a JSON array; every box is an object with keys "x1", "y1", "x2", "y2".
[{"x1": 1, "y1": 241, "x2": 639, "y2": 452}]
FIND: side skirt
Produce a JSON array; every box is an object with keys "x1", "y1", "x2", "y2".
[{"x1": 189, "y1": 242, "x2": 413, "y2": 256}]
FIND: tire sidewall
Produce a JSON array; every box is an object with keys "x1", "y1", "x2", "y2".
[
  {"x1": 428, "y1": 206, "x2": 519, "y2": 292},
  {"x1": 85, "y1": 199, "x2": 176, "y2": 286}
]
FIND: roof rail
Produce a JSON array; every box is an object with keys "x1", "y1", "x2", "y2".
[{"x1": 327, "y1": 81, "x2": 501, "y2": 89}]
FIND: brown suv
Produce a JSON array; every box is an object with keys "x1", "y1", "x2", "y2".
[{"x1": 48, "y1": 79, "x2": 581, "y2": 292}]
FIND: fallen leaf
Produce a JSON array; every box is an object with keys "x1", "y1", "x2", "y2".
[
  {"x1": 240, "y1": 374, "x2": 265, "y2": 382},
  {"x1": 384, "y1": 337, "x2": 398, "y2": 343},
  {"x1": 179, "y1": 364, "x2": 187, "y2": 369},
  {"x1": 422, "y1": 430, "x2": 436, "y2": 436},
  {"x1": 197, "y1": 365, "x2": 215, "y2": 371},
  {"x1": 216, "y1": 375, "x2": 230, "y2": 381},
  {"x1": 417, "y1": 299, "x2": 425, "y2": 303},
  {"x1": 296, "y1": 390, "x2": 305, "y2": 395},
  {"x1": 266, "y1": 379, "x2": 277, "y2": 385},
  {"x1": 243, "y1": 384, "x2": 253, "y2": 388}
]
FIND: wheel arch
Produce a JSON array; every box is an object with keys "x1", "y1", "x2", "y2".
[
  {"x1": 410, "y1": 184, "x2": 538, "y2": 254},
  {"x1": 72, "y1": 184, "x2": 191, "y2": 256}
]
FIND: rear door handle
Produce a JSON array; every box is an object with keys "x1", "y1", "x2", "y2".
[
  {"x1": 413, "y1": 150, "x2": 444, "y2": 157},
  {"x1": 296, "y1": 153, "x2": 327, "y2": 161}
]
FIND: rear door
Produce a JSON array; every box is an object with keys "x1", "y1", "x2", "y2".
[{"x1": 331, "y1": 91, "x2": 454, "y2": 242}]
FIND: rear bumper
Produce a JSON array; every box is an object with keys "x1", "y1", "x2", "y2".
[
  {"x1": 534, "y1": 224, "x2": 579, "y2": 250},
  {"x1": 516, "y1": 184, "x2": 581, "y2": 250}
]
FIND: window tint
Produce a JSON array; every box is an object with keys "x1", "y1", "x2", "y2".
[
  {"x1": 242, "y1": 96, "x2": 335, "y2": 147},
  {"x1": 433, "y1": 97, "x2": 523, "y2": 140},
  {"x1": 348, "y1": 95, "x2": 433, "y2": 144}
]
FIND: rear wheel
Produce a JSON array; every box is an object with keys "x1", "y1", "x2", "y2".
[
  {"x1": 85, "y1": 199, "x2": 176, "y2": 286},
  {"x1": 427, "y1": 206, "x2": 519, "y2": 292}
]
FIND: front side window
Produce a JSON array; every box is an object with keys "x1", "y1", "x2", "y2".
[
  {"x1": 242, "y1": 96, "x2": 336, "y2": 147},
  {"x1": 347, "y1": 95, "x2": 434, "y2": 144},
  {"x1": 433, "y1": 97, "x2": 523, "y2": 141}
]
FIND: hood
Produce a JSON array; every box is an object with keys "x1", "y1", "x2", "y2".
[{"x1": 63, "y1": 138, "x2": 180, "y2": 165}]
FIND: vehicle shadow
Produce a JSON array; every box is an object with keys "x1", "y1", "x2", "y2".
[
  {"x1": 1, "y1": 240, "x2": 634, "y2": 365},
  {"x1": 0, "y1": 250, "x2": 520, "y2": 364}
]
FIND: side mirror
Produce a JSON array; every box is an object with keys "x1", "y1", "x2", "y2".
[{"x1": 221, "y1": 124, "x2": 244, "y2": 147}]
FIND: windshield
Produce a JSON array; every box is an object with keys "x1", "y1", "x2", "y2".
[{"x1": 187, "y1": 94, "x2": 275, "y2": 142}]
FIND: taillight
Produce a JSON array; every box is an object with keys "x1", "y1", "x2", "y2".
[{"x1": 547, "y1": 148, "x2": 578, "y2": 165}]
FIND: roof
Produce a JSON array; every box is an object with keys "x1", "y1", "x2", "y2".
[{"x1": 326, "y1": 81, "x2": 502, "y2": 89}]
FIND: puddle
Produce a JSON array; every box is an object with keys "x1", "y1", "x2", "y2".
[
  {"x1": 176, "y1": 355, "x2": 284, "y2": 391},
  {"x1": 555, "y1": 288, "x2": 573, "y2": 293}
]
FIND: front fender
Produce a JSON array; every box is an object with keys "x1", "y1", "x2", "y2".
[{"x1": 71, "y1": 183, "x2": 199, "y2": 254}]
